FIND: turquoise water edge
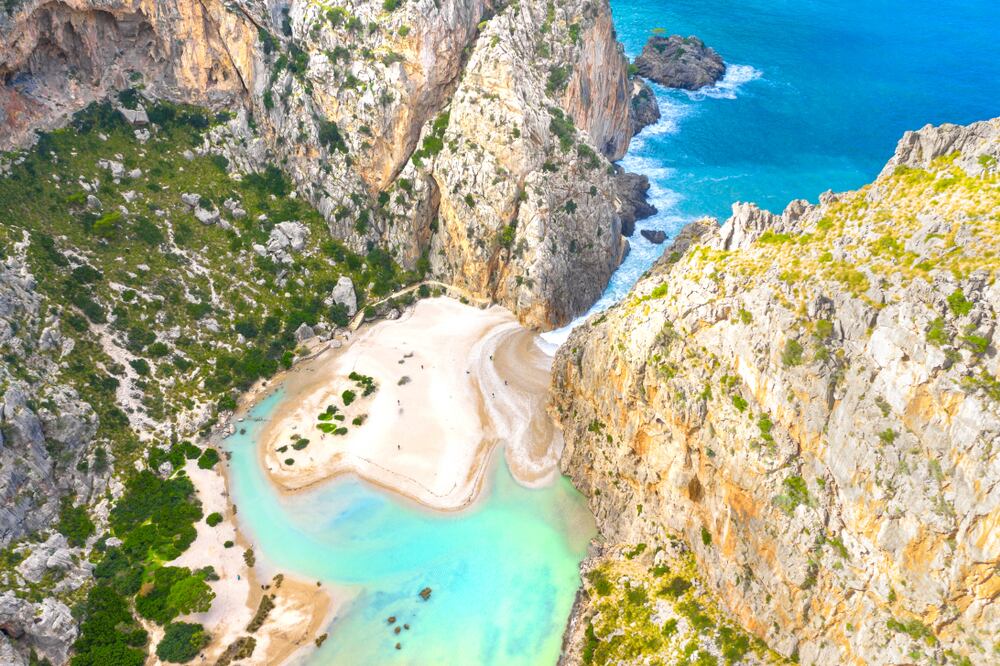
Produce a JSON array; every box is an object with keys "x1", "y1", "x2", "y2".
[
  {"x1": 225, "y1": 391, "x2": 596, "y2": 665},
  {"x1": 226, "y1": 1, "x2": 1000, "y2": 663}
]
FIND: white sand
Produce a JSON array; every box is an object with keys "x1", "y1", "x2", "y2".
[
  {"x1": 161, "y1": 459, "x2": 333, "y2": 665},
  {"x1": 260, "y1": 297, "x2": 562, "y2": 510}
]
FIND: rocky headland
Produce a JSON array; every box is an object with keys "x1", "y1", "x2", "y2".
[
  {"x1": 634, "y1": 34, "x2": 726, "y2": 90},
  {"x1": 554, "y1": 118, "x2": 1000, "y2": 665}
]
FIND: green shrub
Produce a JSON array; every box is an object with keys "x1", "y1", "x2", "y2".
[
  {"x1": 58, "y1": 499, "x2": 96, "y2": 547},
  {"x1": 546, "y1": 65, "x2": 570, "y2": 94},
  {"x1": 947, "y1": 289, "x2": 973, "y2": 316},
  {"x1": 156, "y1": 622, "x2": 209, "y2": 663},
  {"x1": 498, "y1": 223, "x2": 517, "y2": 249},
  {"x1": 129, "y1": 358, "x2": 151, "y2": 376},
  {"x1": 548, "y1": 107, "x2": 575, "y2": 151},
  {"x1": 136, "y1": 566, "x2": 214, "y2": 624},
  {"x1": 926, "y1": 317, "x2": 950, "y2": 346},
  {"x1": 317, "y1": 119, "x2": 348, "y2": 153},
  {"x1": 110, "y1": 471, "x2": 202, "y2": 562},
  {"x1": 71, "y1": 585, "x2": 148, "y2": 666},
  {"x1": 773, "y1": 475, "x2": 812, "y2": 516},
  {"x1": 962, "y1": 331, "x2": 990, "y2": 355},
  {"x1": 782, "y1": 339, "x2": 804, "y2": 367},
  {"x1": 206, "y1": 512, "x2": 223, "y2": 527},
  {"x1": 586, "y1": 569, "x2": 612, "y2": 596},
  {"x1": 197, "y1": 448, "x2": 220, "y2": 469},
  {"x1": 878, "y1": 429, "x2": 897, "y2": 445}
]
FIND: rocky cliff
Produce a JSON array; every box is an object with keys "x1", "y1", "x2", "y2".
[
  {"x1": 1, "y1": 0, "x2": 649, "y2": 328},
  {"x1": 554, "y1": 119, "x2": 1000, "y2": 665}
]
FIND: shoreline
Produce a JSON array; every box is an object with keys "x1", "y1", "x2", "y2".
[
  {"x1": 180, "y1": 295, "x2": 569, "y2": 664},
  {"x1": 161, "y1": 455, "x2": 338, "y2": 666},
  {"x1": 253, "y1": 297, "x2": 562, "y2": 512},
  {"x1": 171, "y1": 297, "x2": 562, "y2": 664}
]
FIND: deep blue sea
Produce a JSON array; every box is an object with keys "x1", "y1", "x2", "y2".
[{"x1": 547, "y1": 0, "x2": 1000, "y2": 338}]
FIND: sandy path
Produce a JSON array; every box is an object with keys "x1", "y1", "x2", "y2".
[{"x1": 258, "y1": 297, "x2": 562, "y2": 510}]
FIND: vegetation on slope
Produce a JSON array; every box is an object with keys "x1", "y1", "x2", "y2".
[{"x1": 0, "y1": 93, "x2": 421, "y2": 661}]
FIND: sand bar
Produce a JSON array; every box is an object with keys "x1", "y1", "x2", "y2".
[{"x1": 259, "y1": 297, "x2": 563, "y2": 510}]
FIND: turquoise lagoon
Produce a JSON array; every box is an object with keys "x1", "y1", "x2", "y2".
[
  {"x1": 226, "y1": 1, "x2": 1000, "y2": 662},
  {"x1": 224, "y1": 390, "x2": 596, "y2": 665}
]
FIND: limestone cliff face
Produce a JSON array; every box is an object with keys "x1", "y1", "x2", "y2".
[
  {"x1": 554, "y1": 119, "x2": 1000, "y2": 665},
  {"x1": 250, "y1": 0, "x2": 635, "y2": 327},
  {"x1": 2, "y1": 0, "x2": 640, "y2": 329},
  {"x1": 0, "y1": 0, "x2": 258, "y2": 146}
]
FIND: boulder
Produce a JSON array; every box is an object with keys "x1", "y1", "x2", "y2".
[
  {"x1": 181, "y1": 193, "x2": 200, "y2": 208},
  {"x1": 120, "y1": 105, "x2": 149, "y2": 126},
  {"x1": 195, "y1": 207, "x2": 219, "y2": 225},
  {"x1": 330, "y1": 276, "x2": 357, "y2": 316},
  {"x1": 273, "y1": 221, "x2": 308, "y2": 252},
  {"x1": 640, "y1": 229, "x2": 667, "y2": 244},
  {"x1": 295, "y1": 323, "x2": 315, "y2": 342},
  {"x1": 98, "y1": 159, "x2": 125, "y2": 179},
  {"x1": 634, "y1": 35, "x2": 726, "y2": 90}
]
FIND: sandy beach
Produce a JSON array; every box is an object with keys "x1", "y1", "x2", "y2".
[
  {"x1": 153, "y1": 457, "x2": 336, "y2": 666},
  {"x1": 150, "y1": 296, "x2": 564, "y2": 665},
  {"x1": 258, "y1": 297, "x2": 563, "y2": 510}
]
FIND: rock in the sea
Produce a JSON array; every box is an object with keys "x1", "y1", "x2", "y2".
[
  {"x1": 613, "y1": 170, "x2": 657, "y2": 236},
  {"x1": 639, "y1": 228, "x2": 667, "y2": 244},
  {"x1": 634, "y1": 35, "x2": 726, "y2": 90},
  {"x1": 419, "y1": 587, "x2": 432, "y2": 600},
  {"x1": 630, "y1": 79, "x2": 661, "y2": 135}
]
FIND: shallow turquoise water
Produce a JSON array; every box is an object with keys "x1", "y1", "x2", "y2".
[{"x1": 224, "y1": 390, "x2": 596, "y2": 665}]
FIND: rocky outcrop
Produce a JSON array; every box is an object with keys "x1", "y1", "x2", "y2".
[
  {"x1": 0, "y1": 259, "x2": 105, "y2": 547},
  {"x1": 554, "y1": 119, "x2": 1000, "y2": 664},
  {"x1": 0, "y1": 593, "x2": 77, "y2": 665},
  {"x1": 634, "y1": 35, "x2": 725, "y2": 90},
  {"x1": 629, "y1": 78, "x2": 660, "y2": 135},
  {"x1": 613, "y1": 169, "x2": 657, "y2": 236}
]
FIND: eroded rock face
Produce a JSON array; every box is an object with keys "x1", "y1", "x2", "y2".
[
  {"x1": 0, "y1": 261, "x2": 104, "y2": 548},
  {"x1": 634, "y1": 34, "x2": 725, "y2": 90},
  {"x1": 613, "y1": 169, "x2": 657, "y2": 236},
  {"x1": 553, "y1": 119, "x2": 1000, "y2": 664},
  {"x1": 0, "y1": 0, "x2": 258, "y2": 149},
  {"x1": 1, "y1": 0, "x2": 644, "y2": 329}
]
